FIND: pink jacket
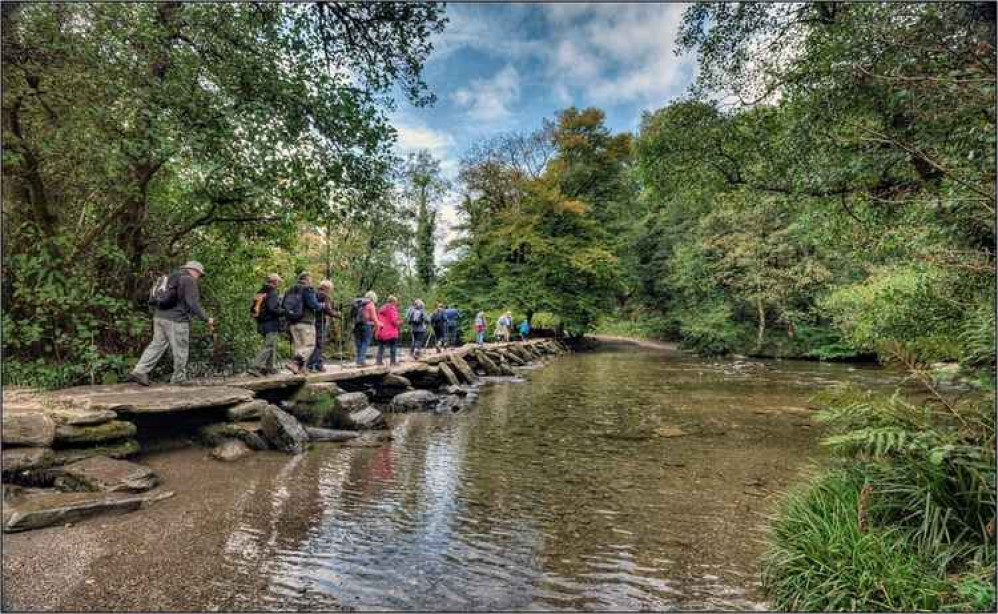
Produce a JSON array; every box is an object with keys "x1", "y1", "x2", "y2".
[{"x1": 376, "y1": 303, "x2": 399, "y2": 341}]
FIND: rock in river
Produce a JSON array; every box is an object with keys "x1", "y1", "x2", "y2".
[
  {"x1": 449, "y1": 355, "x2": 477, "y2": 384},
  {"x1": 304, "y1": 427, "x2": 360, "y2": 442},
  {"x1": 260, "y1": 406, "x2": 309, "y2": 454},
  {"x1": 438, "y1": 362, "x2": 461, "y2": 387},
  {"x1": 56, "y1": 456, "x2": 158, "y2": 493},
  {"x1": 336, "y1": 392, "x2": 369, "y2": 412},
  {"x1": 52, "y1": 439, "x2": 141, "y2": 466},
  {"x1": 2, "y1": 489, "x2": 173, "y2": 533},
  {"x1": 199, "y1": 422, "x2": 269, "y2": 451},
  {"x1": 2, "y1": 411, "x2": 56, "y2": 447},
  {"x1": 226, "y1": 399, "x2": 271, "y2": 421},
  {"x1": 211, "y1": 439, "x2": 253, "y2": 462},
  {"x1": 54, "y1": 420, "x2": 137, "y2": 445},
  {"x1": 347, "y1": 406, "x2": 387, "y2": 430},
  {"x1": 389, "y1": 390, "x2": 439, "y2": 413},
  {"x1": 2, "y1": 448, "x2": 56, "y2": 475}
]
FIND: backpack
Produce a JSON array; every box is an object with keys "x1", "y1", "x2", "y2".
[
  {"x1": 148, "y1": 272, "x2": 180, "y2": 309},
  {"x1": 351, "y1": 298, "x2": 369, "y2": 329},
  {"x1": 250, "y1": 291, "x2": 268, "y2": 320},
  {"x1": 408, "y1": 308, "x2": 425, "y2": 325},
  {"x1": 282, "y1": 288, "x2": 304, "y2": 323}
]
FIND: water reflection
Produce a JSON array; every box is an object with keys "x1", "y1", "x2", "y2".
[{"x1": 213, "y1": 345, "x2": 898, "y2": 611}]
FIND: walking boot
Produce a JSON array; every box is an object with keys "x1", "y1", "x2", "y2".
[{"x1": 127, "y1": 371, "x2": 150, "y2": 387}]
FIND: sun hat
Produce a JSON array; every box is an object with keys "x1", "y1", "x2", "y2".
[{"x1": 182, "y1": 261, "x2": 205, "y2": 275}]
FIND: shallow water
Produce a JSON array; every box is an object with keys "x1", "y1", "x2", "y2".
[{"x1": 2, "y1": 343, "x2": 902, "y2": 611}]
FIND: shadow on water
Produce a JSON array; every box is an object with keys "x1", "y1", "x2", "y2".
[{"x1": 3, "y1": 344, "x2": 904, "y2": 611}]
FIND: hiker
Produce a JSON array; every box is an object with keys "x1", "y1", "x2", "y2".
[
  {"x1": 128, "y1": 261, "x2": 214, "y2": 386},
  {"x1": 283, "y1": 272, "x2": 321, "y2": 374},
  {"x1": 306, "y1": 279, "x2": 338, "y2": 372},
  {"x1": 430, "y1": 303, "x2": 447, "y2": 354},
  {"x1": 518, "y1": 317, "x2": 531, "y2": 341},
  {"x1": 376, "y1": 295, "x2": 401, "y2": 366},
  {"x1": 247, "y1": 273, "x2": 283, "y2": 377},
  {"x1": 352, "y1": 291, "x2": 379, "y2": 366},
  {"x1": 443, "y1": 304, "x2": 461, "y2": 346},
  {"x1": 405, "y1": 298, "x2": 428, "y2": 359},
  {"x1": 495, "y1": 311, "x2": 512, "y2": 343},
  {"x1": 474, "y1": 311, "x2": 488, "y2": 346}
]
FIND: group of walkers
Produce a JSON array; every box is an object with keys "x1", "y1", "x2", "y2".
[{"x1": 127, "y1": 262, "x2": 533, "y2": 386}]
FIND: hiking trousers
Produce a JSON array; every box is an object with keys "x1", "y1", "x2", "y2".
[
  {"x1": 133, "y1": 318, "x2": 190, "y2": 383},
  {"x1": 254, "y1": 331, "x2": 279, "y2": 372},
  {"x1": 290, "y1": 323, "x2": 316, "y2": 365}
]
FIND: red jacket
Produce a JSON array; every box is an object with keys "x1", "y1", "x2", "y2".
[{"x1": 376, "y1": 303, "x2": 399, "y2": 341}]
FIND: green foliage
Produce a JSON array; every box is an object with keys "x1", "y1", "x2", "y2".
[
  {"x1": 2, "y1": 2, "x2": 446, "y2": 386},
  {"x1": 763, "y1": 470, "x2": 956, "y2": 612}
]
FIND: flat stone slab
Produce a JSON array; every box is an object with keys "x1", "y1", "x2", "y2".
[
  {"x1": 220, "y1": 373, "x2": 307, "y2": 392},
  {"x1": 54, "y1": 420, "x2": 137, "y2": 445},
  {"x1": 52, "y1": 439, "x2": 141, "y2": 466},
  {"x1": 57, "y1": 457, "x2": 158, "y2": 493},
  {"x1": 2, "y1": 411, "x2": 56, "y2": 447},
  {"x1": 2, "y1": 489, "x2": 174, "y2": 533},
  {"x1": 2, "y1": 448, "x2": 56, "y2": 474},
  {"x1": 47, "y1": 385, "x2": 254, "y2": 414}
]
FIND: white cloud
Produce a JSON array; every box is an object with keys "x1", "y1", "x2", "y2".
[
  {"x1": 451, "y1": 65, "x2": 521, "y2": 122},
  {"x1": 395, "y1": 120, "x2": 455, "y2": 156}
]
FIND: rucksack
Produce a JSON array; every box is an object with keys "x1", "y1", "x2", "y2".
[
  {"x1": 408, "y1": 308, "x2": 425, "y2": 325},
  {"x1": 148, "y1": 272, "x2": 180, "y2": 309},
  {"x1": 250, "y1": 291, "x2": 268, "y2": 320},
  {"x1": 282, "y1": 288, "x2": 304, "y2": 323},
  {"x1": 351, "y1": 298, "x2": 369, "y2": 329}
]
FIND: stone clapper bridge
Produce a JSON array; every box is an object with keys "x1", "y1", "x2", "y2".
[{"x1": 1, "y1": 339, "x2": 569, "y2": 533}]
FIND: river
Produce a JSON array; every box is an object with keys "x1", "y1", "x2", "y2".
[{"x1": 2, "y1": 341, "x2": 901, "y2": 611}]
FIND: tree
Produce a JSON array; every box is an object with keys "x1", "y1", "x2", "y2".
[
  {"x1": 402, "y1": 150, "x2": 449, "y2": 288},
  {"x1": 1, "y1": 2, "x2": 447, "y2": 385}
]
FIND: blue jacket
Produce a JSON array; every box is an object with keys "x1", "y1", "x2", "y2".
[{"x1": 444, "y1": 308, "x2": 461, "y2": 325}]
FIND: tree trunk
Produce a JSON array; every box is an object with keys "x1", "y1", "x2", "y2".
[{"x1": 755, "y1": 297, "x2": 766, "y2": 353}]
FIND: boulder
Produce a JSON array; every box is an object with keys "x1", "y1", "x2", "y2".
[
  {"x1": 260, "y1": 406, "x2": 309, "y2": 454},
  {"x1": 52, "y1": 439, "x2": 141, "y2": 466},
  {"x1": 438, "y1": 363, "x2": 461, "y2": 387},
  {"x1": 54, "y1": 420, "x2": 137, "y2": 445},
  {"x1": 473, "y1": 350, "x2": 503, "y2": 376},
  {"x1": 226, "y1": 399, "x2": 271, "y2": 421},
  {"x1": 435, "y1": 395, "x2": 464, "y2": 414},
  {"x1": 211, "y1": 439, "x2": 253, "y2": 462},
  {"x1": 56, "y1": 457, "x2": 158, "y2": 492},
  {"x1": 388, "y1": 390, "x2": 439, "y2": 413},
  {"x1": 2, "y1": 448, "x2": 55, "y2": 475},
  {"x1": 199, "y1": 422, "x2": 269, "y2": 451},
  {"x1": 2, "y1": 412, "x2": 56, "y2": 447},
  {"x1": 443, "y1": 385, "x2": 469, "y2": 397},
  {"x1": 304, "y1": 427, "x2": 360, "y2": 442},
  {"x1": 2, "y1": 489, "x2": 174, "y2": 533},
  {"x1": 498, "y1": 362, "x2": 516, "y2": 376},
  {"x1": 381, "y1": 374, "x2": 412, "y2": 388},
  {"x1": 449, "y1": 355, "x2": 477, "y2": 384},
  {"x1": 343, "y1": 431, "x2": 394, "y2": 448},
  {"x1": 347, "y1": 406, "x2": 387, "y2": 430},
  {"x1": 336, "y1": 392, "x2": 369, "y2": 412}
]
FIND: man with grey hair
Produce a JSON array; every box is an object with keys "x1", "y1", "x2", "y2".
[
  {"x1": 128, "y1": 261, "x2": 215, "y2": 386},
  {"x1": 248, "y1": 273, "x2": 284, "y2": 377}
]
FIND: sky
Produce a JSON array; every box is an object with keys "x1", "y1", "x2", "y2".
[{"x1": 389, "y1": 3, "x2": 699, "y2": 259}]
